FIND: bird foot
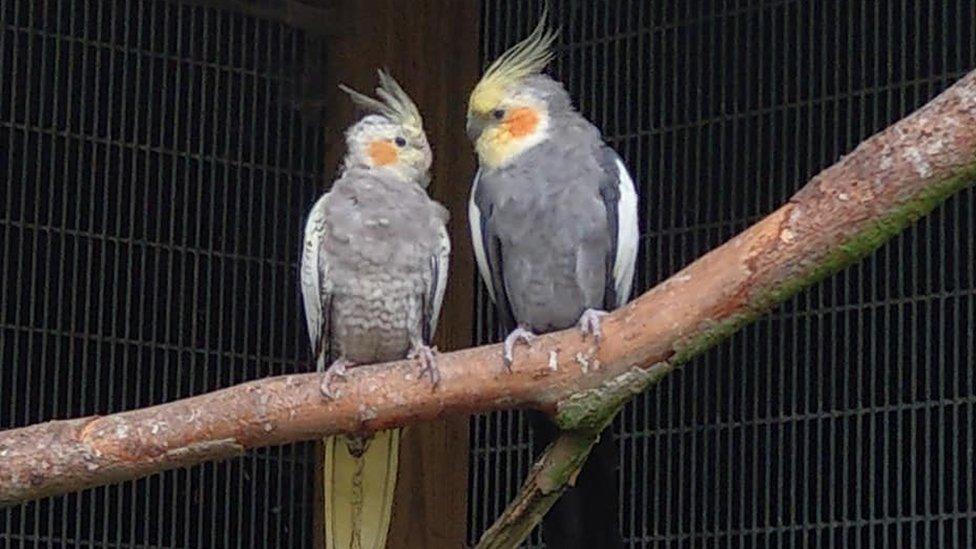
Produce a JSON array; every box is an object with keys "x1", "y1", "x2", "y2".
[
  {"x1": 409, "y1": 343, "x2": 441, "y2": 389},
  {"x1": 578, "y1": 309, "x2": 609, "y2": 344},
  {"x1": 503, "y1": 327, "x2": 538, "y2": 370},
  {"x1": 319, "y1": 358, "x2": 354, "y2": 399}
]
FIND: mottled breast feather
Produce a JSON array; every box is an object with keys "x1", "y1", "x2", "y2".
[{"x1": 301, "y1": 168, "x2": 450, "y2": 365}]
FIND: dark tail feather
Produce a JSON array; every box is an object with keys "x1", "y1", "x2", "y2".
[{"x1": 527, "y1": 410, "x2": 624, "y2": 548}]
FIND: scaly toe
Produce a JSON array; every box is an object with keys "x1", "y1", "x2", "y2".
[
  {"x1": 410, "y1": 345, "x2": 441, "y2": 389},
  {"x1": 578, "y1": 309, "x2": 609, "y2": 343},
  {"x1": 502, "y1": 328, "x2": 537, "y2": 370},
  {"x1": 319, "y1": 360, "x2": 350, "y2": 399}
]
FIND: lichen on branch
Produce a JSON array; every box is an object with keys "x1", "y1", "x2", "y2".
[{"x1": 1, "y1": 70, "x2": 975, "y2": 529}]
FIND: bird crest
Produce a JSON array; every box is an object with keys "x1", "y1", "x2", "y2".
[
  {"x1": 340, "y1": 70, "x2": 424, "y2": 137},
  {"x1": 469, "y1": 6, "x2": 559, "y2": 115}
]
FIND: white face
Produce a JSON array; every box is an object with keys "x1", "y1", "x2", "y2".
[{"x1": 346, "y1": 115, "x2": 432, "y2": 185}]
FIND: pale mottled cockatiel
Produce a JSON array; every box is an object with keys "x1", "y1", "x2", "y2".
[
  {"x1": 465, "y1": 11, "x2": 638, "y2": 549},
  {"x1": 301, "y1": 70, "x2": 450, "y2": 549}
]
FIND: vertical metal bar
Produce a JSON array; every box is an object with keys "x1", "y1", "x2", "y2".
[
  {"x1": 205, "y1": 7, "x2": 226, "y2": 549},
  {"x1": 655, "y1": 1, "x2": 670, "y2": 544},
  {"x1": 723, "y1": 4, "x2": 747, "y2": 545},
  {"x1": 834, "y1": 0, "x2": 864, "y2": 548},
  {"x1": 902, "y1": 0, "x2": 919, "y2": 545},
  {"x1": 0, "y1": 22, "x2": 12, "y2": 549},
  {"x1": 20, "y1": 0, "x2": 45, "y2": 541},
  {"x1": 135, "y1": 0, "x2": 158, "y2": 543},
  {"x1": 271, "y1": 21, "x2": 290, "y2": 549},
  {"x1": 958, "y1": 10, "x2": 974, "y2": 549},
  {"x1": 709, "y1": 9, "x2": 725, "y2": 547},
  {"x1": 185, "y1": 4, "x2": 210, "y2": 546},
  {"x1": 55, "y1": 0, "x2": 82, "y2": 539},
  {"x1": 936, "y1": 4, "x2": 951, "y2": 548},
  {"x1": 172, "y1": 5, "x2": 197, "y2": 547},
  {"x1": 470, "y1": 5, "x2": 488, "y2": 532},
  {"x1": 30, "y1": 0, "x2": 52, "y2": 427},
  {"x1": 216, "y1": 9, "x2": 237, "y2": 548},
  {"x1": 688, "y1": 4, "x2": 703, "y2": 546},
  {"x1": 100, "y1": 2, "x2": 123, "y2": 544},
  {"x1": 628, "y1": 0, "x2": 653, "y2": 548},
  {"x1": 42, "y1": 0, "x2": 69, "y2": 539},
  {"x1": 148, "y1": 0, "x2": 169, "y2": 538},
  {"x1": 4, "y1": 0, "x2": 26, "y2": 487},
  {"x1": 256, "y1": 17, "x2": 275, "y2": 549},
  {"x1": 70, "y1": 0, "x2": 96, "y2": 541},
  {"x1": 90, "y1": 0, "x2": 112, "y2": 542},
  {"x1": 120, "y1": 2, "x2": 145, "y2": 547},
  {"x1": 287, "y1": 24, "x2": 309, "y2": 549},
  {"x1": 967, "y1": 165, "x2": 975, "y2": 548},
  {"x1": 244, "y1": 14, "x2": 263, "y2": 549}
]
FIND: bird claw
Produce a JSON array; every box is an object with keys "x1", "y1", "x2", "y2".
[
  {"x1": 502, "y1": 327, "x2": 537, "y2": 370},
  {"x1": 409, "y1": 344, "x2": 441, "y2": 389},
  {"x1": 319, "y1": 358, "x2": 353, "y2": 399},
  {"x1": 578, "y1": 309, "x2": 609, "y2": 344}
]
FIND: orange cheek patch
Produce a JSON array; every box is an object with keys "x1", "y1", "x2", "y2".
[
  {"x1": 368, "y1": 140, "x2": 398, "y2": 166},
  {"x1": 504, "y1": 107, "x2": 540, "y2": 138}
]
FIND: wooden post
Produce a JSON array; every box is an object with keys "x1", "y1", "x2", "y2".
[{"x1": 314, "y1": 2, "x2": 480, "y2": 547}]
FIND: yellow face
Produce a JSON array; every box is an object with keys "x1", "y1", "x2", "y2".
[{"x1": 467, "y1": 86, "x2": 548, "y2": 169}]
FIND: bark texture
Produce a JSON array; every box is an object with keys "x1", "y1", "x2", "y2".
[
  {"x1": 3, "y1": 69, "x2": 976, "y2": 510},
  {"x1": 475, "y1": 68, "x2": 976, "y2": 547}
]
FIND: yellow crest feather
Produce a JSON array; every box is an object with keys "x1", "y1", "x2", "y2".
[
  {"x1": 469, "y1": 5, "x2": 558, "y2": 114},
  {"x1": 339, "y1": 69, "x2": 423, "y2": 135}
]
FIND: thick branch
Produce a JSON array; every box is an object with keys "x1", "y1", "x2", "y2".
[
  {"x1": 475, "y1": 71, "x2": 976, "y2": 546},
  {"x1": 3, "y1": 70, "x2": 976, "y2": 509}
]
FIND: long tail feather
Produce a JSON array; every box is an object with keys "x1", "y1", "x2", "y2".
[{"x1": 323, "y1": 429, "x2": 401, "y2": 549}]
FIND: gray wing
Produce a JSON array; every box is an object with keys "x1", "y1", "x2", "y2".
[
  {"x1": 300, "y1": 193, "x2": 332, "y2": 370},
  {"x1": 596, "y1": 147, "x2": 639, "y2": 308},
  {"x1": 424, "y1": 222, "x2": 451, "y2": 344},
  {"x1": 469, "y1": 169, "x2": 516, "y2": 331}
]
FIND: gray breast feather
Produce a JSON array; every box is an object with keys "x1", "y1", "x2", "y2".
[
  {"x1": 301, "y1": 169, "x2": 450, "y2": 366},
  {"x1": 469, "y1": 133, "x2": 640, "y2": 332}
]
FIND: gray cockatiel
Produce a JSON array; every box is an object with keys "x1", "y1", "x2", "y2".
[
  {"x1": 465, "y1": 10, "x2": 638, "y2": 549},
  {"x1": 301, "y1": 70, "x2": 449, "y2": 549}
]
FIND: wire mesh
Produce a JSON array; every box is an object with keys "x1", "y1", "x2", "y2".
[
  {"x1": 470, "y1": 1, "x2": 976, "y2": 547},
  {"x1": 0, "y1": 0, "x2": 324, "y2": 546}
]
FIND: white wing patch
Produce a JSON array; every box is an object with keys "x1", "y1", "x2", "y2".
[
  {"x1": 427, "y1": 223, "x2": 451, "y2": 337},
  {"x1": 300, "y1": 194, "x2": 332, "y2": 370},
  {"x1": 468, "y1": 169, "x2": 496, "y2": 302},
  {"x1": 613, "y1": 158, "x2": 639, "y2": 306}
]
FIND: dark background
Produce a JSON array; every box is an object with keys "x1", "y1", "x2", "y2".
[
  {"x1": 1, "y1": 1, "x2": 975, "y2": 548},
  {"x1": 0, "y1": 0, "x2": 324, "y2": 546},
  {"x1": 470, "y1": 1, "x2": 976, "y2": 547}
]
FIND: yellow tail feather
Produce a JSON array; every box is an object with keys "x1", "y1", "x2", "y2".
[{"x1": 323, "y1": 429, "x2": 401, "y2": 549}]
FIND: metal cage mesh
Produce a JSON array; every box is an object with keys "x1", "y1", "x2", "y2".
[
  {"x1": 470, "y1": 1, "x2": 976, "y2": 547},
  {"x1": 0, "y1": 0, "x2": 324, "y2": 546}
]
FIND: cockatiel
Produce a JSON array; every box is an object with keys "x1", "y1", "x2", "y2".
[
  {"x1": 465, "y1": 9, "x2": 638, "y2": 549},
  {"x1": 301, "y1": 70, "x2": 450, "y2": 549}
]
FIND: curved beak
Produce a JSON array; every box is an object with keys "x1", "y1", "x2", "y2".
[{"x1": 466, "y1": 114, "x2": 485, "y2": 142}]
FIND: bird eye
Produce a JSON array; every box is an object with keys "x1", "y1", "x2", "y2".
[
  {"x1": 492, "y1": 109, "x2": 505, "y2": 120},
  {"x1": 394, "y1": 136, "x2": 407, "y2": 147}
]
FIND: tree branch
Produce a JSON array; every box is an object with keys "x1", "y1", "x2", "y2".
[
  {"x1": 2, "y1": 69, "x2": 976, "y2": 512},
  {"x1": 474, "y1": 69, "x2": 976, "y2": 547}
]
